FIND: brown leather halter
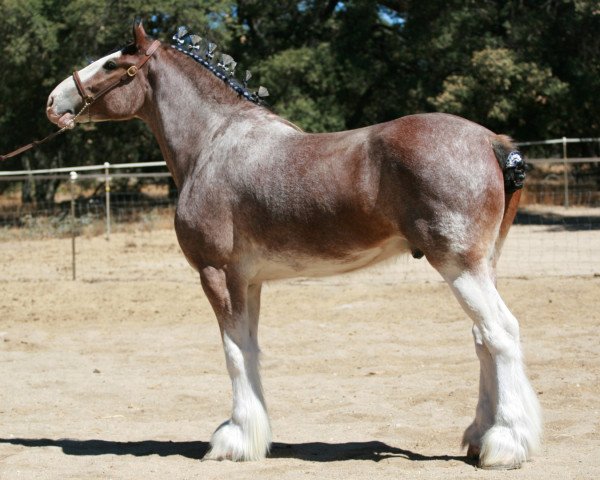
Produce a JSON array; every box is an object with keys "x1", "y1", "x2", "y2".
[
  {"x1": 72, "y1": 40, "x2": 160, "y2": 111},
  {"x1": 0, "y1": 40, "x2": 161, "y2": 162}
]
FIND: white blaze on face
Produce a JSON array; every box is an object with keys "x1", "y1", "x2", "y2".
[{"x1": 47, "y1": 51, "x2": 123, "y2": 128}]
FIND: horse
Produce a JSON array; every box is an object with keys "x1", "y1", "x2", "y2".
[{"x1": 46, "y1": 22, "x2": 540, "y2": 469}]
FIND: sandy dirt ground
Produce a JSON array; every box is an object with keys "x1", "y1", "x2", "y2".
[{"x1": 1, "y1": 228, "x2": 599, "y2": 480}]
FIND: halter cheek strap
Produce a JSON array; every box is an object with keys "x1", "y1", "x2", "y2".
[{"x1": 72, "y1": 69, "x2": 92, "y2": 105}]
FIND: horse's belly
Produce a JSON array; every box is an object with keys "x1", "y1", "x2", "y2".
[{"x1": 253, "y1": 236, "x2": 410, "y2": 281}]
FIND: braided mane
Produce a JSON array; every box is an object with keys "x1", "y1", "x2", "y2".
[{"x1": 171, "y1": 27, "x2": 268, "y2": 106}]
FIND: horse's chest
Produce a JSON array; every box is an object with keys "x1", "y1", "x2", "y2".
[{"x1": 174, "y1": 188, "x2": 235, "y2": 267}]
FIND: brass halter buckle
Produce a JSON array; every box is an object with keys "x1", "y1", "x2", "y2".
[{"x1": 127, "y1": 65, "x2": 138, "y2": 77}]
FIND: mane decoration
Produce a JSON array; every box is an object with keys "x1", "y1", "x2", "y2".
[{"x1": 171, "y1": 26, "x2": 269, "y2": 105}]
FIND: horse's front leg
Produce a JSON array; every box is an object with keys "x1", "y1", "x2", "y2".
[{"x1": 200, "y1": 266, "x2": 271, "y2": 461}]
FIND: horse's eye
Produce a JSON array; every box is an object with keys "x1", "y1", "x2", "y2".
[{"x1": 104, "y1": 60, "x2": 118, "y2": 71}]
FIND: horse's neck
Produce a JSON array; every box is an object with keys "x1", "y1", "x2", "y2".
[{"x1": 140, "y1": 50, "x2": 297, "y2": 188}]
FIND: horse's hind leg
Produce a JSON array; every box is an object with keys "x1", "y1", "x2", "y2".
[
  {"x1": 200, "y1": 267, "x2": 271, "y2": 461},
  {"x1": 462, "y1": 323, "x2": 496, "y2": 459},
  {"x1": 440, "y1": 261, "x2": 541, "y2": 469}
]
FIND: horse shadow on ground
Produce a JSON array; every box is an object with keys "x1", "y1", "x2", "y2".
[{"x1": 0, "y1": 437, "x2": 473, "y2": 465}]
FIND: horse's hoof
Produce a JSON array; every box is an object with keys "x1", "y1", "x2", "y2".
[
  {"x1": 466, "y1": 444, "x2": 480, "y2": 459},
  {"x1": 203, "y1": 450, "x2": 233, "y2": 461},
  {"x1": 478, "y1": 460, "x2": 522, "y2": 470},
  {"x1": 204, "y1": 421, "x2": 245, "y2": 461},
  {"x1": 477, "y1": 426, "x2": 527, "y2": 470},
  {"x1": 203, "y1": 418, "x2": 270, "y2": 462}
]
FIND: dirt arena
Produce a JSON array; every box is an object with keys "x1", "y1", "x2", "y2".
[{"x1": 1, "y1": 225, "x2": 599, "y2": 479}]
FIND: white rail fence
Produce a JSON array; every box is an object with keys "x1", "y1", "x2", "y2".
[{"x1": 0, "y1": 138, "x2": 598, "y2": 281}]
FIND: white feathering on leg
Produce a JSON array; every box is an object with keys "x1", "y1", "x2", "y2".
[
  {"x1": 205, "y1": 331, "x2": 271, "y2": 461},
  {"x1": 443, "y1": 264, "x2": 541, "y2": 469}
]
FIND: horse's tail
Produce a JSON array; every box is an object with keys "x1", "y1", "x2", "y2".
[
  {"x1": 491, "y1": 134, "x2": 526, "y2": 193},
  {"x1": 490, "y1": 134, "x2": 526, "y2": 269}
]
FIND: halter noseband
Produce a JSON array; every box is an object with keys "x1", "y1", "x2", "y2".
[{"x1": 72, "y1": 40, "x2": 161, "y2": 109}]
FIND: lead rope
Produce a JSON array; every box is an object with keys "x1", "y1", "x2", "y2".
[{"x1": 0, "y1": 98, "x2": 92, "y2": 162}]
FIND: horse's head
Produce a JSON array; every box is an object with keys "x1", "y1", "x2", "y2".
[{"x1": 47, "y1": 22, "x2": 159, "y2": 128}]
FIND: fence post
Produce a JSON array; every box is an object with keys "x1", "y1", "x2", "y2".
[
  {"x1": 104, "y1": 161, "x2": 111, "y2": 240},
  {"x1": 562, "y1": 136, "x2": 569, "y2": 208},
  {"x1": 69, "y1": 171, "x2": 78, "y2": 281}
]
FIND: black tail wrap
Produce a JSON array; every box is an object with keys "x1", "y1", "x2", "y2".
[{"x1": 503, "y1": 151, "x2": 526, "y2": 193}]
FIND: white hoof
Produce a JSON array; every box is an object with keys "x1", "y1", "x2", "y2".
[
  {"x1": 478, "y1": 425, "x2": 534, "y2": 469},
  {"x1": 204, "y1": 419, "x2": 271, "y2": 462}
]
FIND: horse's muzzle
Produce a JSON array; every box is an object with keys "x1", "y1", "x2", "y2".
[{"x1": 46, "y1": 106, "x2": 75, "y2": 129}]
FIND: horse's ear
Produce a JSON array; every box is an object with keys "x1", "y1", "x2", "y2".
[{"x1": 133, "y1": 18, "x2": 147, "y2": 47}]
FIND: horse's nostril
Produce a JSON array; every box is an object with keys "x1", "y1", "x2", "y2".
[
  {"x1": 66, "y1": 109, "x2": 74, "y2": 115},
  {"x1": 47, "y1": 96, "x2": 54, "y2": 108}
]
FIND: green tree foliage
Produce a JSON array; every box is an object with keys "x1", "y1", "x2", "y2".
[
  {"x1": 0, "y1": 0, "x2": 598, "y2": 201},
  {"x1": 403, "y1": 0, "x2": 598, "y2": 140},
  {"x1": 429, "y1": 48, "x2": 569, "y2": 135}
]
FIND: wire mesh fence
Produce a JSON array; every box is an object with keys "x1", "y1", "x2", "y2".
[
  {"x1": 518, "y1": 137, "x2": 600, "y2": 208},
  {"x1": 0, "y1": 162, "x2": 175, "y2": 240},
  {"x1": 0, "y1": 148, "x2": 599, "y2": 282}
]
